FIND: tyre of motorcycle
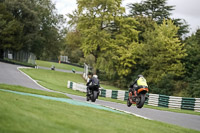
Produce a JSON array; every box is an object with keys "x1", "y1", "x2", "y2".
[
  {"x1": 136, "y1": 94, "x2": 145, "y2": 108},
  {"x1": 91, "y1": 91, "x2": 98, "y2": 102},
  {"x1": 127, "y1": 98, "x2": 132, "y2": 107},
  {"x1": 86, "y1": 95, "x2": 90, "y2": 101}
]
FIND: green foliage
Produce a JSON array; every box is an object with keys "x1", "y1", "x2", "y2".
[
  {"x1": 184, "y1": 29, "x2": 200, "y2": 97},
  {"x1": 71, "y1": 0, "x2": 141, "y2": 78},
  {"x1": 0, "y1": 0, "x2": 66, "y2": 60},
  {"x1": 128, "y1": 0, "x2": 189, "y2": 38},
  {"x1": 141, "y1": 20, "x2": 186, "y2": 84},
  {"x1": 63, "y1": 30, "x2": 83, "y2": 63},
  {"x1": 73, "y1": 0, "x2": 126, "y2": 74},
  {"x1": 134, "y1": 16, "x2": 157, "y2": 42},
  {"x1": 129, "y1": 0, "x2": 174, "y2": 24},
  {"x1": 151, "y1": 74, "x2": 175, "y2": 95},
  {"x1": 0, "y1": 3, "x2": 23, "y2": 51}
]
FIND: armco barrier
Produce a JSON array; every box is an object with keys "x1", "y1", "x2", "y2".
[
  {"x1": 124, "y1": 91, "x2": 129, "y2": 101},
  {"x1": 148, "y1": 94, "x2": 159, "y2": 106},
  {"x1": 67, "y1": 81, "x2": 200, "y2": 112},
  {"x1": 111, "y1": 90, "x2": 118, "y2": 99},
  {"x1": 168, "y1": 96, "x2": 182, "y2": 109},
  {"x1": 117, "y1": 90, "x2": 126, "y2": 101},
  {"x1": 100, "y1": 89, "x2": 106, "y2": 97},
  {"x1": 158, "y1": 95, "x2": 169, "y2": 107},
  {"x1": 195, "y1": 98, "x2": 200, "y2": 112},
  {"x1": 181, "y1": 98, "x2": 195, "y2": 110}
]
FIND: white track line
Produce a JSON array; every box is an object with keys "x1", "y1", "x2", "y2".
[
  {"x1": 18, "y1": 67, "x2": 151, "y2": 120},
  {"x1": 17, "y1": 67, "x2": 52, "y2": 92},
  {"x1": 102, "y1": 105, "x2": 151, "y2": 120}
]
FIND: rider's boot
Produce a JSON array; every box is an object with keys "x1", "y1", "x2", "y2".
[
  {"x1": 86, "y1": 87, "x2": 90, "y2": 96},
  {"x1": 134, "y1": 90, "x2": 137, "y2": 97},
  {"x1": 129, "y1": 92, "x2": 133, "y2": 102}
]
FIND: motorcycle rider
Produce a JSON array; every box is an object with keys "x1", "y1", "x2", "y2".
[
  {"x1": 86, "y1": 72, "x2": 100, "y2": 96},
  {"x1": 129, "y1": 75, "x2": 148, "y2": 97}
]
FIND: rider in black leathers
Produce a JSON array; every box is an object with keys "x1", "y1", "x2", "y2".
[{"x1": 86, "y1": 72, "x2": 100, "y2": 96}]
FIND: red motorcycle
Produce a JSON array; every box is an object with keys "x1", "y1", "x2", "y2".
[{"x1": 127, "y1": 87, "x2": 149, "y2": 108}]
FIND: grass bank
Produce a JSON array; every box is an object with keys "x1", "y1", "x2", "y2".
[
  {"x1": 0, "y1": 89, "x2": 199, "y2": 133},
  {"x1": 0, "y1": 84, "x2": 68, "y2": 98}
]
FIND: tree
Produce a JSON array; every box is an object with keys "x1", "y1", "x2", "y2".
[
  {"x1": 0, "y1": 3, "x2": 23, "y2": 51},
  {"x1": 129, "y1": 0, "x2": 174, "y2": 24},
  {"x1": 1, "y1": 0, "x2": 66, "y2": 60},
  {"x1": 35, "y1": 0, "x2": 66, "y2": 60},
  {"x1": 140, "y1": 20, "x2": 186, "y2": 88},
  {"x1": 183, "y1": 29, "x2": 200, "y2": 97},
  {"x1": 72, "y1": 0, "x2": 125, "y2": 73},
  {"x1": 63, "y1": 30, "x2": 83, "y2": 63},
  {"x1": 133, "y1": 16, "x2": 157, "y2": 42},
  {"x1": 5, "y1": 0, "x2": 41, "y2": 52},
  {"x1": 128, "y1": 0, "x2": 189, "y2": 38},
  {"x1": 68, "y1": 0, "x2": 141, "y2": 88}
]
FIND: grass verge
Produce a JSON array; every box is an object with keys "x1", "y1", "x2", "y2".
[
  {"x1": 0, "y1": 84, "x2": 69, "y2": 98},
  {"x1": 20, "y1": 68, "x2": 200, "y2": 116},
  {"x1": 0, "y1": 90, "x2": 199, "y2": 133},
  {"x1": 36, "y1": 60, "x2": 122, "y2": 90},
  {"x1": 36, "y1": 60, "x2": 84, "y2": 72}
]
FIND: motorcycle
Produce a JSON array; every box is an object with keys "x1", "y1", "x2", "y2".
[
  {"x1": 127, "y1": 86, "x2": 149, "y2": 108},
  {"x1": 86, "y1": 86, "x2": 99, "y2": 102}
]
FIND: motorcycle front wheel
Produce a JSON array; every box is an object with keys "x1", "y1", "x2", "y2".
[
  {"x1": 136, "y1": 94, "x2": 145, "y2": 108},
  {"x1": 127, "y1": 98, "x2": 132, "y2": 107}
]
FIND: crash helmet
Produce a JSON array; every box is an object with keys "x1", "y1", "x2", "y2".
[
  {"x1": 93, "y1": 75, "x2": 98, "y2": 79},
  {"x1": 138, "y1": 75, "x2": 144, "y2": 78}
]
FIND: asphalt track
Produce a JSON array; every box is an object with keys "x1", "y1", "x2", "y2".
[{"x1": 0, "y1": 61, "x2": 200, "y2": 131}]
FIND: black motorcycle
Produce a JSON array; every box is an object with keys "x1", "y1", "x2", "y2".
[{"x1": 86, "y1": 86, "x2": 99, "y2": 102}]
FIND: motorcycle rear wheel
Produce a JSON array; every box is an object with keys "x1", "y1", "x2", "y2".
[
  {"x1": 91, "y1": 91, "x2": 98, "y2": 102},
  {"x1": 86, "y1": 96, "x2": 90, "y2": 101}
]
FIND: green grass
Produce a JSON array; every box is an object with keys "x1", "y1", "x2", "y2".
[
  {"x1": 1, "y1": 90, "x2": 199, "y2": 133},
  {"x1": 36, "y1": 60, "x2": 123, "y2": 91},
  {"x1": 36, "y1": 60, "x2": 84, "y2": 72},
  {"x1": 20, "y1": 68, "x2": 87, "y2": 96},
  {"x1": 20, "y1": 68, "x2": 200, "y2": 116},
  {"x1": 0, "y1": 84, "x2": 69, "y2": 98}
]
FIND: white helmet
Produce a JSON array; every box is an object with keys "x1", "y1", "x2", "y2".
[{"x1": 93, "y1": 75, "x2": 98, "y2": 79}]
